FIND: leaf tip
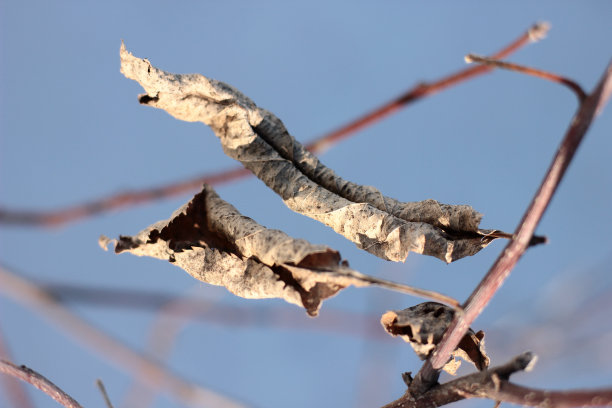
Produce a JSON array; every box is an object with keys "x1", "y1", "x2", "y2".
[
  {"x1": 380, "y1": 310, "x2": 398, "y2": 332},
  {"x1": 98, "y1": 235, "x2": 116, "y2": 251},
  {"x1": 119, "y1": 40, "x2": 130, "y2": 59}
]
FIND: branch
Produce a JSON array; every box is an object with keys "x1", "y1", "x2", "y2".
[
  {"x1": 38, "y1": 271, "x2": 612, "y2": 349},
  {"x1": 487, "y1": 382, "x2": 612, "y2": 408},
  {"x1": 465, "y1": 53, "x2": 587, "y2": 101},
  {"x1": 0, "y1": 22, "x2": 548, "y2": 228},
  {"x1": 0, "y1": 265, "x2": 247, "y2": 408},
  {"x1": 120, "y1": 287, "x2": 207, "y2": 408},
  {"x1": 306, "y1": 22, "x2": 549, "y2": 153},
  {"x1": 384, "y1": 352, "x2": 612, "y2": 408},
  {"x1": 96, "y1": 379, "x2": 115, "y2": 408},
  {"x1": 409, "y1": 59, "x2": 612, "y2": 395},
  {"x1": 41, "y1": 282, "x2": 392, "y2": 340},
  {"x1": 0, "y1": 359, "x2": 83, "y2": 408},
  {"x1": 0, "y1": 329, "x2": 34, "y2": 408}
]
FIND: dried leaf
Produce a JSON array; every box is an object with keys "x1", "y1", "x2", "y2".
[
  {"x1": 119, "y1": 43, "x2": 507, "y2": 263},
  {"x1": 102, "y1": 185, "x2": 459, "y2": 316},
  {"x1": 381, "y1": 302, "x2": 489, "y2": 374}
]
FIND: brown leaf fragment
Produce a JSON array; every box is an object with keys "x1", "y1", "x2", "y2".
[
  {"x1": 103, "y1": 185, "x2": 458, "y2": 316},
  {"x1": 119, "y1": 43, "x2": 508, "y2": 263},
  {"x1": 381, "y1": 302, "x2": 489, "y2": 375}
]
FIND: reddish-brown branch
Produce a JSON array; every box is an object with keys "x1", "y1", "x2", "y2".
[
  {"x1": 0, "y1": 22, "x2": 548, "y2": 228},
  {"x1": 0, "y1": 167, "x2": 251, "y2": 227},
  {"x1": 465, "y1": 53, "x2": 587, "y2": 101},
  {"x1": 0, "y1": 359, "x2": 83, "y2": 408},
  {"x1": 408, "y1": 60, "x2": 612, "y2": 397},
  {"x1": 0, "y1": 266, "x2": 247, "y2": 408},
  {"x1": 308, "y1": 22, "x2": 549, "y2": 153}
]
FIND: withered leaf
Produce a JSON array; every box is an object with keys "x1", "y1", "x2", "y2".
[
  {"x1": 381, "y1": 302, "x2": 489, "y2": 375},
  {"x1": 119, "y1": 43, "x2": 511, "y2": 263},
  {"x1": 101, "y1": 185, "x2": 459, "y2": 316}
]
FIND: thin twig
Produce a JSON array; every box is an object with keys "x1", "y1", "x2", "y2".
[
  {"x1": 0, "y1": 327, "x2": 34, "y2": 408},
  {"x1": 408, "y1": 59, "x2": 612, "y2": 397},
  {"x1": 308, "y1": 22, "x2": 549, "y2": 153},
  {"x1": 465, "y1": 53, "x2": 587, "y2": 101},
  {"x1": 0, "y1": 167, "x2": 250, "y2": 227},
  {"x1": 0, "y1": 265, "x2": 247, "y2": 408},
  {"x1": 0, "y1": 22, "x2": 549, "y2": 228},
  {"x1": 0, "y1": 359, "x2": 84, "y2": 408},
  {"x1": 96, "y1": 379, "x2": 115, "y2": 408}
]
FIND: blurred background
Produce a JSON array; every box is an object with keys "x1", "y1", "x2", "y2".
[{"x1": 1, "y1": 1, "x2": 611, "y2": 407}]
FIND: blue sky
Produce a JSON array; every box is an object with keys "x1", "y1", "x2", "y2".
[{"x1": 1, "y1": 2, "x2": 611, "y2": 407}]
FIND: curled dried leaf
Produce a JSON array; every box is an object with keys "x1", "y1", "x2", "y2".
[
  {"x1": 102, "y1": 185, "x2": 459, "y2": 316},
  {"x1": 119, "y1": 43, "x2": 513, "y2": 263},
  {"x1": 381, "y1": 302, "x2": 489, "y2": 375}
]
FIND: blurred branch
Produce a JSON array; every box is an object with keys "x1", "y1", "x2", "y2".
[
  {"x1": 120, "y1": 288, "x2": 222, "y2": 408},
  {"x1": 0, "y1": 359, "x2": 83, "y2": 408},
  {"x1": 409, "y1": 59, "x2": 612, "y2": 396},
  {"x1": 0, "y1": 265, "x2": 247, "y2": 408},
  {"x1": 40, "y1": 272, "x2": 612, "y2": 359},
  {"x1": 41, "y1": 282, "x2": 389, "y2": 341},
  {"x1": 383, "y1": 352, "x2": 612, "y2": 408},
  {"x1": 488, "y1": 268, "x2": 612, "y2": 361},
  {"x1": 0, "y1": 22, "x2": 549, "y2": 228},
  {"x1": 0, "y1": 326, "x2": 34, "y2": 408}
]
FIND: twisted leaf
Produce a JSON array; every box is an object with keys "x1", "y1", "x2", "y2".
[
  {"x1": 102, "y1": 185, "x2": 459, "y2": 316},
  {"x1": 119, "y1": 43, "x2": 514, "y2": 262}
]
